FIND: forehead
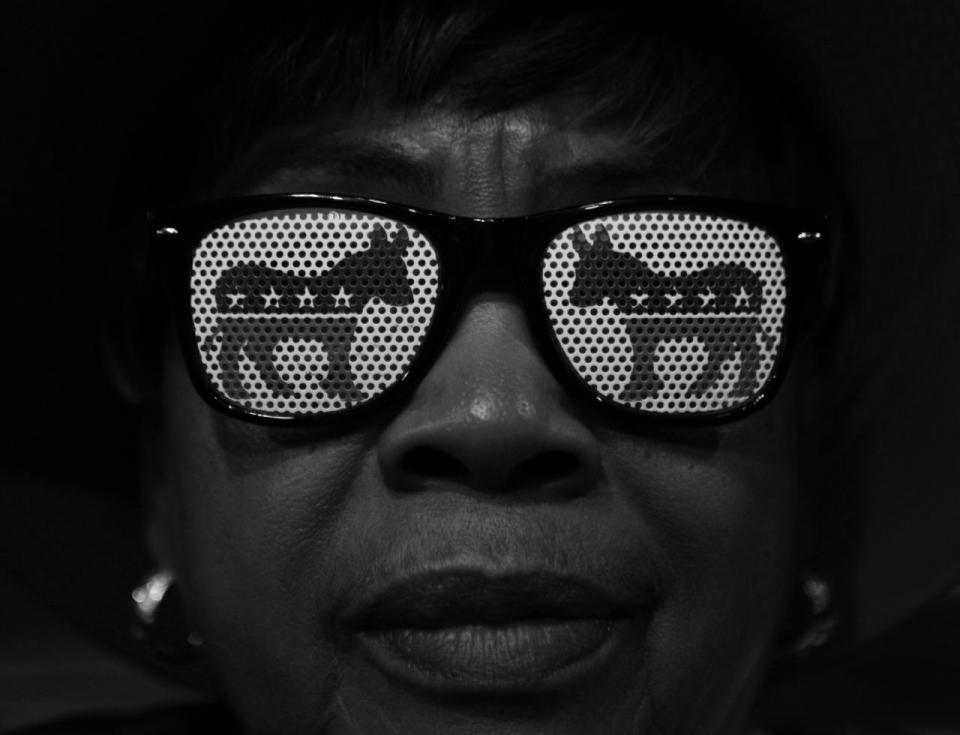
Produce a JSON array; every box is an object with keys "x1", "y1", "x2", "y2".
[
  {"x1": 216, "y1": 103, "x2": 718, "y2": 213},
  {"x1": 213, "y1": 96, "x2": 794, "y2": 219},
  {"x1": 193, "y1": 7, "x2": 814, "y2": 213}
]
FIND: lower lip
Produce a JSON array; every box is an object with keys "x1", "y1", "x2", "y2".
[{"x1": 358, "y1": 617, "x2": 625, "y2": 692}]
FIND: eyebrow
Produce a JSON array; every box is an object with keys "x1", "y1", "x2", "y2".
[
  {"x1": 222, "y1": 132, "x2": 710, "y2": 201},
  {"x1": 541, "y1": 160, "x2": 702, "y2": 197},
  {"x1": 222, "y1": 138, "x2": 442, "y2": 197}
]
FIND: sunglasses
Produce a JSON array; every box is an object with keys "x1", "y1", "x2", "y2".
[{"x1": 147, "y1": 194, "x2": 827, "y2": 426}]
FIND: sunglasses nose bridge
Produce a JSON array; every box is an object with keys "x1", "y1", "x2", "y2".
[
  {"x1": 439, "y1": 218, "x2": 549, "y2": 339},
  {"x1": 454, "y1": 217, "x2": 534, "y2": 270},
  {"x1": 432, "y1": 218, "x2": 539, "y2": 312}
]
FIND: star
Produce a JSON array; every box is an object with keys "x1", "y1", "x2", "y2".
[
  {"x1": 226, "y1": 292, "x2": 245, "y2": 309},
  {"x1": 665, "y1": 291, "x2": 683, "y2": 308},
  {"x1": 630, "y1": 291, "x2": 649, "y2": 308},
  {"x1": 297, "y1": 288, "x2": 314, "y2": 309},
  {"x1": 733, "y1": 287, "x2": 751, "y2": 308},
  {"x1": 262, "y1": 288, "x2": 280, "y2": 309},
  {"x1": 333, "y1": 286, "x2": 353, "y2": 309},
  {"x1": 698, "y1": 290, "x2": 716, "y2": 306}
]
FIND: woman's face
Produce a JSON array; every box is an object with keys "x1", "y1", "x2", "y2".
[{"x1": 144, "y1": 89, "x2": 808, "y2": 734}]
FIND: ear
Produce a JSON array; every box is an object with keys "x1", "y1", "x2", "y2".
[
  {"x1": 137, "y1": 409, "x2": 178, "y2": 572},
  {"x1": 97, "y1": 245, "x2": 169, "y2": 406},
  {"x1": 98, "y1": 288, "x2": 152, "y2": 405}
]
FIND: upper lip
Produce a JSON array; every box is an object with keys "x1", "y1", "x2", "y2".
[{"x1": 345, "y1": 569, "x2": 635, "y2": 632}]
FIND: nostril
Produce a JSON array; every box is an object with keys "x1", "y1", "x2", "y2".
[
  {"x1": 508, "y1": 450, "x2": 582, "y2": 489},
  {"x1": 400, "y1": 446, "x2": 470, "y2": 482}
]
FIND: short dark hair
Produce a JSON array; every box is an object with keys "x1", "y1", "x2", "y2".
[
  {"x1": 105, "y1": 1, "x2": 840, "y2": 402},
  {"x1": 136, "y1": 1, "x2": 817, "y2": 206}
]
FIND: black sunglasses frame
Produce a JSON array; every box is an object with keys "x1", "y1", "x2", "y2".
[{"x1": 148, "y1": 193, "x2": 828, "y2": 427}]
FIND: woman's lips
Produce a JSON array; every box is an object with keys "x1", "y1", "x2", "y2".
[
  {"x1": 368, "y1": 618, "x2": 622, "y2": 688},
  {"x1": 346, "y1": 571, "x2": 638, "y2": 692}
]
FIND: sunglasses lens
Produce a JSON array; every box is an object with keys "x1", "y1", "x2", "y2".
[
  {"x1": 541, "y1": 212, "x2": 787, "y2": 416},
  {"x1": 190, "y1": 208, "x2": 439, "y2": 418}
]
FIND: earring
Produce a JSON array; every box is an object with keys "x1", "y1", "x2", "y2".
[
  {"x1": 777, "y1": 571, "x2": 840, "y2": 658},
  {"x1": 131, "y1": 570, "x2": 204, "y2": 661}
]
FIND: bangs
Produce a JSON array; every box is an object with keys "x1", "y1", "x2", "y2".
[{"x1": 159, "y1": 1, "x2": 791, "y2": 202}]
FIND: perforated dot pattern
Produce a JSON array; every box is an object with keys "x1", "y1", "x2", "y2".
[
  {"x1": 190, "y1": 208, "x2": 439, "y2": 417},
  {"x1": 542, "y1": 212, "x2": 786, "y2": 415}
]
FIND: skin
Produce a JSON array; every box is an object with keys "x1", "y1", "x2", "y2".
[{"x1": 143, "y1": 97, "x2": 809, "y2": 734}]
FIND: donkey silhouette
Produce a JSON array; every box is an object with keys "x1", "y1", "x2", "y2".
[
  {"x1": 203, "y1": 223, "x2": 414, "y2": 405},
  {"x1": 567, "y1": 224, "x2": 775, "y2": 401}
]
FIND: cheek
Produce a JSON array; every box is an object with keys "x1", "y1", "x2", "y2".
[
  {"x1": 600, "y1": 402, "x2": 800, "y2": 724},
  {"x1": 152, "y1": 358, "x2": 373, "y2": 729}
]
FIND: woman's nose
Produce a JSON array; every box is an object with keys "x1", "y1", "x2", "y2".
[{"x1": 377, "y1": 294, "x2": 601, "y2": 498}]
